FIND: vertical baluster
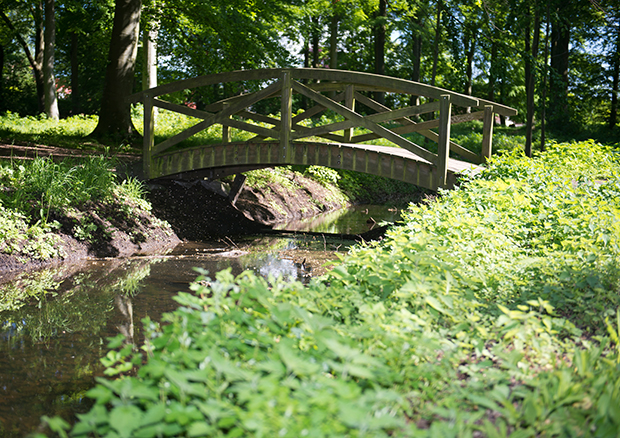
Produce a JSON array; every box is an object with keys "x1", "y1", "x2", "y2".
[
  {"x1": 222, "y1": 102, "x2": 231, "y2": 144},
  {"x1": 143, "y1": 93, "x2": 155, "y2": 179},
  {"x1": 344, "y1": 84, "x2": 355, "y2": 143},
  {"x1": 482, "y1": 105, "x2": 494, "y2": 161},
  {"x1": 436, "y1": 94, "x2": 452, "y2": 189},
  {"x1": 280, "y1": 70, "x2": 292, "y2": 163}
]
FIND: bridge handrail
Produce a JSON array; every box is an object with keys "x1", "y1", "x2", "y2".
[
  {"x1": 132, "y1": 68, "x2": 518, "y2": 189},
  {"x1": 129, "y1": 68, "x2": 516, "y2": 117}
]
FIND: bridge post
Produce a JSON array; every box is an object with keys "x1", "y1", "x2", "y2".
[
  {"x1": 344, "y1": 85, "x2": 355, "y2": 143},
  {"x1": 280, "y1": 70, "x2": 292, "y2": 163},
  {"x1": 482, "y1": 105, "x2": 494, "y2": 161},
  {"x1": 436, "y1": 94, "x2": 452, "y2": 189},
  {"x1": 143, "y1": 93, "x2": 155, "y2": 179},
  {"x1": 222, "y1": 102, "x2": 231, "y2": 144}
]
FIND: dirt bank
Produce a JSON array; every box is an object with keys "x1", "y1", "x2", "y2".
[
  {"x1": 0, "y1": 198, "x2": 181, "y2": 283},
  {"x1": 148, "y1": 168, "x2": 348, "y2": 241}
]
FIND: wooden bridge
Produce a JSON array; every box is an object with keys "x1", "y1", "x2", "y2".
[{"x1": 129, "y1": 68, "x2": 517, "y2": 191}]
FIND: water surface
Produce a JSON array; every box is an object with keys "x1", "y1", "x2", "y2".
[{"x1": 0, "y1": 204, "x2": 401, "y2": 436}]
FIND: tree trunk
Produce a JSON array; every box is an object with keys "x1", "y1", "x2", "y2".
[
  {"x1": 430, "y1": 0, "x2": 441, "y2": 87},
  {"x1": 464, "y1": 31, "x2": 475, "y2": 113},
  {"x1": 34, "y1": 2, "x2": 45, "y2": 112},
  {"x1": 540, "y1": 3, "x2": 550, "y2": 151},
  {"x1": 329, "y1": 13, "x2": 338, "y2": 70},
  {"x1": 43, "y1": 0, "x2": 59, "y2": 120},
  {"x1": 409, "y1": 12, "x2": 423, "y2": 108},
  {"x1": 311, "y1": 16, "x2": 320, "y2": 68},
  {"x1": 374, "y1": 0, "x2": 386, "y2": 104},
  {"x1": 525, "y1": 7, "x2": 540, "y2": 158},
  {"x1": 91, "y1": 0, "x2": 143, "y2": 141},
  {"x1": 0, "y1": 44, "x2": 4, "y2": 108},
  {"x1": 488, "y1": 34, "x2": 497, "y2": 102},
  {"x1": 70, "y1": 31, "x2": 80, "y2": 114},
  {"x1": 0, "y1": 8, "x2": 46, "y2": 112},
  {"x1": 609, "y1": 14, "x2": 620, "y2": 130},
  {"x1": 549, "y1": 8, "x2": 570, "y2": 129}
]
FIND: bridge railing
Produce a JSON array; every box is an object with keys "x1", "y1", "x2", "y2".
[{"x1": 129, "y1": 68, "x2": 517, "y2": 187}]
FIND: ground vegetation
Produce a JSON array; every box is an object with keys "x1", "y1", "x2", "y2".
[{"x1": 36, "y1": 140, "x2": 620, "y2": 437}]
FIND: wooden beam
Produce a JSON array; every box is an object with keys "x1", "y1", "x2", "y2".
[
  {"x1": 281, "y1": 71, "x2": 292, "y2": 162},
  {"x1": 292, "y1": 80, "x2": 436, "y2": 164},
  {"x1": 482, "y1": 105, "x2": 494, "y2": 160},
  {"x1": 143, "y1": 93, "x2": 155, "y2": 179},
  {"x1": 344, "y1": 85, "x2": 355, "y2": 142},
  {"x1": 153, "y1": 98, "x2": 213, "y2": 119},
  {"x1": 291, "y1": 91, "x2": 345, "y2": 124},
  {"x1": 437, "y1": 95, "x2": 452, "y2": 189},
  {"x1": 152, "y1": 80, "x2": 282, "y2": 155}
]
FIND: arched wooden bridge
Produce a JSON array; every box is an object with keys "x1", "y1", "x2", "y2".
[{"x1": 129, "y1": 68, "x2": 517, "y2": 191}]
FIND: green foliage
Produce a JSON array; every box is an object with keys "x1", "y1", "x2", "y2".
[
  {"x1": 0, "y1": 154, "x2": 157, "y2": 259},
  {"x1": 56, "y1": 140, "x2": 620, "y2": 436},
  {"x1": 0, "y1": 112, "x2": 100, "y2": 149}
]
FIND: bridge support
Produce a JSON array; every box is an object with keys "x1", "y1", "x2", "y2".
[{"x1": 436, "y1": 95, "x2": 452, "y2": 189}]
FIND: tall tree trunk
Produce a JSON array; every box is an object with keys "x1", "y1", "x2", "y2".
[
  {"x1": 91, "y1": 0, "x2": 143, "y2": 141},
  {"x1": 609, "y1": 14, "x2": 620, "y2": 130},
  {"x1": 409, "y1": 12, "x2": 423, "y2": 108},
  {"x1": 549, "y1": 7, "x2": 570, "y2": 129},
  {"x1": 525, "y1": 7, "x2": 540, "y2": 157},
  {"x1": 70, "y1": 31, "x2": 80, "y2": 114},
  {"x1": 0, "y1": 44, "x2": 4, "y2": 109},
  {"x1": 34, "y1": 2, "x2": 45, "y2": 112},
  {"x1": 43, "y1": 0, "x2": 59, "y2": 120},
  {"x1": 311, "y1": 16, "x2": 320, "y2": 68},
  {"x1": 464, "y1": 31, "x2": 475, "y2": 113},
  {"x1": 374, "y1": 0, "x2": 386, "y2": 104},
  {"x1": 329, "y1": 13, "x2": 338, "y2": 70},
  {"x1": 488, "y1": 34, "x2": 497, "y2": 102},
  {"x1": 540, "y1": 3, "x2": 550, "y2": 151},
  {"x1": 430, "y1": 0, "x2": 442, "y2": 87},
  {"x1": 0, "y1": 10, "x2": 44, "y2": 112}
]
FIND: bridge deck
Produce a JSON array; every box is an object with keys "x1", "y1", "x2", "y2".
[
  {"x1": 149, "y1": 141, "x2": 481, "y2": 190},
  {"x1": 132, "y1": 69, "x2": 515, "y2": 191}
]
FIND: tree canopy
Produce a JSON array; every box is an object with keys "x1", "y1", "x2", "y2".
[{"x1": 0, "y1": 0, "x2": 618, "y2": 142}]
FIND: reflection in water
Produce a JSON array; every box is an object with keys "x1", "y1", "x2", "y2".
[
  {"x1": 274, "y1": 204, "x2": 401, "y2": 234},
  {"x1": 0, "y1": 204, "x2": 399, "y2": 436}
]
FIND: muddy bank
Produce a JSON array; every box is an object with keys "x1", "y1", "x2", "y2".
[
  {"x1": 0, "y1": 198, "x2": 181, "y2": 282},
  {"x1": 148, "y1": 168, "x2": 348, "y2": 241}
]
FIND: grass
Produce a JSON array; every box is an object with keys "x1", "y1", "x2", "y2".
[
  {"x1": 40, "y1": 140, "x2": 620, "y2": 437},
  {"x1": 0, "y1": 155, "x2": 154, "y2": 261}
]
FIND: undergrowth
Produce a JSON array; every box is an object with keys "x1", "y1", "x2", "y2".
[
  {"x1": 0, "y1": 156, "x2": 153, "y2": 260},
  {"x1": 42, "y1": 140, "x2": 620, "y2": 437}
]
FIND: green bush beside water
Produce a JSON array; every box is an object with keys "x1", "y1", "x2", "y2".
[
  {"x1": 44, "y1": 140, "x2": 620, "y2": 437},
  {"x1": 0, "y1": 156, "x2": 150, "y2": 261}
]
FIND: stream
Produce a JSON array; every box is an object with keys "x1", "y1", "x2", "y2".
[{"x1": 0, "y1": 204, "x2": 402, "y2": 437}]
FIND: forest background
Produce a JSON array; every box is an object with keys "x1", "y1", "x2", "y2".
[{"x1": 1, "y1": 0, "x2": 619, "y2": 154}]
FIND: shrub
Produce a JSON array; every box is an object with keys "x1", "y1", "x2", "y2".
[{"x1": 44, "y1": 140, "x2": 620, "y2": 437}]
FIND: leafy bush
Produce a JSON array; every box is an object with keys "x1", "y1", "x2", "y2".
[{"x1": 45, "y1": 140, "x2": 620, "y2": 437}]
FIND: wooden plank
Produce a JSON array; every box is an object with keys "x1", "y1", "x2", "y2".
[
  {"x1": 143, "y1": 93, "x2": 155, "y2": 179},
  {"x1": 280, "y1": 71, "x2": 292, "y2": 162},
  {"x1": 153, "y1": 80, "x2": 281, "y2": 155},
  {"x1": 482, "y1": 105, "x2": 494, "y2": 160},
  {"x1": 475, "y1": 98, "x2": 518, "y2": 116},
  {"x1": 224, "y1": 118, "x2": 279, "y2": 139},
  {"x1": 291, "y1": 92, "x2": 345, "y2": 124},
  {"x1": 222, "y1": 102, "x2": 231, "y2": 143},
  {"x1": 344, "y1": 85, "x2": 355, "y2": 142},
  {"x1": 292, "y1": 68, "x2": 480, "y2": 107},
  {"x1": 292, "y1": 80, "x2": 436, "y2": 164},
  {"x1": 352, "y1": 110, "x2": 485, "y2": 141},
  {"x1": 352, "y1": 92, "x2": 475, "y2": 161},
  {"x1": 153, "y1": 98, "x2": 213, "y2": 119},
  {"x1": 436, "y1": 95, "x2": 452, "y2": 189}
]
